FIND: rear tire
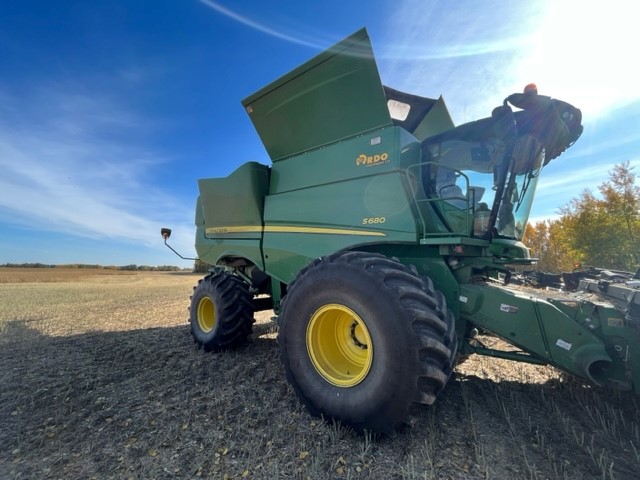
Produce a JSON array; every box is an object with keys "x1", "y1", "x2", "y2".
[
  {"x1": 278, "y1": 251, "x2": 457, "y2": 434},
  {"x1": 189, "y1": 271, "x2": 255, "y2": 351}
]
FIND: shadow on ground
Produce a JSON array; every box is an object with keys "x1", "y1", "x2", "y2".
[{"x1": 1, "y1": 319, "x2": 638, "y2": 479}]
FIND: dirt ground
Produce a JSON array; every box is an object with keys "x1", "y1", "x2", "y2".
[{"x1": 1, "y1": 269, "x2": 638, "y2": 479}]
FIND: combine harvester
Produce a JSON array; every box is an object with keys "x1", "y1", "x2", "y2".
[{"x1": 162, "y1": 29, "x2": 639, "y2": 434}]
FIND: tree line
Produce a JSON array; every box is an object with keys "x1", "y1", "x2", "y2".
[
  {"x1": 1, "y1": 263, "x2": 185, "y2": 271},
  {"x1": 525, "y1": 161, "x2": 640, "y2": 273}
]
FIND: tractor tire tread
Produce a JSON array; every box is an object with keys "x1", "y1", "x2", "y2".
[
  {"x1": 279, "y1": 251, "x2": 457, "y2": 434},
  {"x1": 189, "y1": 271, "x2": 255, "y2": 352}
]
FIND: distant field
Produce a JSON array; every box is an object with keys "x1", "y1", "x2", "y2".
[
  {"x1": 0, "y1": 267, "x2": 140, "y2": 284},
  {"x1": 1, "y1": 269, "x2": 638, "y2": 479}
]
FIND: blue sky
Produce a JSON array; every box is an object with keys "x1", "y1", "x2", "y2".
[{"x1": 1, "y1": 0, "x2": 639, "y2": 267}]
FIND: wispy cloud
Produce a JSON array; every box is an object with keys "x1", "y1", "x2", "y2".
[
  {"x1": 196, "y1": 0, "x2": 540, "y2": 124},
  {"x1": 529, "y1": 155, "x2": 640, "y2": 221},
  {"x1": 0, "y1": 84, "x2": 195, "y2": 259},
  {"x1": 537, "y1": 164, "x2": 617, "y2": 194},
  {"x1": 197, "y1": 0, "x2": 334, "y2": 49},
  {"x1": 374, "y1": 1, "x2": 544, "y2": 123},
  {"x1": 377, "y1": 0, "x2": 640, "y2": 124},
  {"x1": 536, "y1": 108, "x2": 640, "y2": 198},
  {"x1": 197, "y1": 0, "x2": 640, "y2": 124}
]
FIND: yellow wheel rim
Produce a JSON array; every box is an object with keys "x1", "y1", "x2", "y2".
[
  {"x1": 306, "y1": 304, "x2": 373, "y2": 387},
  {"x1": 197, "y1": 296, "x2": 216, "y2": 333}
]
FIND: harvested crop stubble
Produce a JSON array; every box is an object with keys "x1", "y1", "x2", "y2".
[{"x1": 1, "y1": 270, "x2": 638, "y2": 479}]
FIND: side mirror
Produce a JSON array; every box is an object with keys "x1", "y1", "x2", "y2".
[{"x1": 160, "y1": 227, "x2": 196, "y2": 260}]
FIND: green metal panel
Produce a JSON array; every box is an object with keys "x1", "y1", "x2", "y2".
[
  {"x1": 255, "y1": 124, "x2": 427, "y2": 284},
  {"x1": 412, "y1": 96, "x2": 455, "y2": 142},
  {"x1": 363, "y1": 245, "x2": 461, "y2": 317},
  {"x1": 265, "y1": 175, "x2": 416, "y2": 233},
  {"x1": 460, "y1": 284, "x2": 548, "y2": 355},
  {"x1": 198, "y1": 162, "x2": 269, "y2": 240},
  {"x1": 194, "y1": 196, "x2": 204, "y2": 227},
  {"x1": 262, "y1": 173, "x2": 418, "y2": 284},
  {"x1": 242, "y1": 28, "x2": 392, "y2": 162},
  {"x1": 459, "y1": 283, "x2": 617, "y2": 385},
  {"x1": 535, "y1": 300, "x2": 612, "y2": 383},
  {"x1": 269, "y1": 126, "x2": 399, "y2": 194},
  {"x1": 196, "y1": 162, "x2": 269, "y2": 269},
  {"x1": 195, "y1": 228, "x2": 265, "y2": 271},
  {"x1": 547, "y1": 298, "x2": 640, "y2": 391}
]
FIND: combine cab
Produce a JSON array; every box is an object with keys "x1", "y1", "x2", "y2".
[{"x1": 163, "y1": 29, "x2": 639, "y2": 433}]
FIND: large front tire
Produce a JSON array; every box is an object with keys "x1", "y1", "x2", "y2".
[
  {"x1": 278, "y1": 252, "x2": 457, "y2": 434},
  {"x1": 189, "y1": 271, "x2": 254, "y2": 352}
]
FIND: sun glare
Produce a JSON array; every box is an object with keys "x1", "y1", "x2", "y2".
[{"x1": 523, "y1": 0, "x2": 639, "y2": 118}]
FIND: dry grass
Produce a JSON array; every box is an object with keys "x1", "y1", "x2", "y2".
[
  {"x1": 1, "y1": 269, "x2": 638, "y2": 479},
  {"x1": 0, "y1": 267, "x2": 141, "y2": 284}
]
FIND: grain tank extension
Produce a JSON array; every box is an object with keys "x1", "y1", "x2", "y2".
[{"x1": 163, "y1": 29, "x2": 640, "y2": 434}]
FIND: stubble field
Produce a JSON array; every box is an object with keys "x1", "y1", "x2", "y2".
[{"x1": 1, "y1": 268, "x2": 639, "y2": 479}]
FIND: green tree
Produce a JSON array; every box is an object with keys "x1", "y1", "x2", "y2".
[
  {"x1": 559, "y1": 161, "x2": 640, "y2": 271},
  {"x1": 524, "y1": 221, "x2": 550, "y2": 268},
  {"x1": 193, "y1": 259, "x2": 210, "y2": 274},
  {"x1": 599, "y1": 161, "x2": 640, "y2": 266},
  {"x1": 524, "y1": 161, "x2": 640, "y2": 272},
  {"x1": 524, "y1": 219, "x2": 578, "y2": 272}
]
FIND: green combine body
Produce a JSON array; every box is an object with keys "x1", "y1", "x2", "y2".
[{"x1": 169, "y1": 29, "x2": 639, "y2": 433}]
